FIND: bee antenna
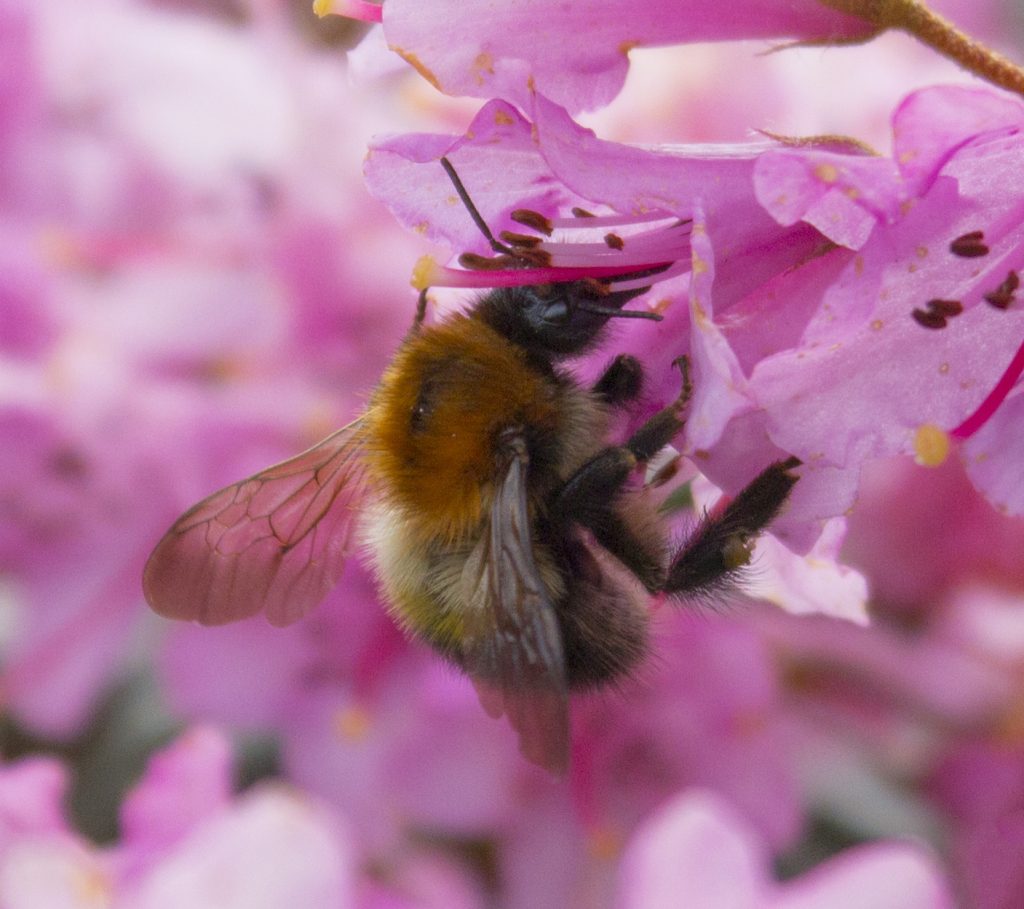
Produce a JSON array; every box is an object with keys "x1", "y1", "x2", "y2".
[
  {"x1": 439, "y1": 157, "x2": 516, "y2": 257},
  {"x1": 575, "y1": 302, "x2": 664, "y2": 322}
]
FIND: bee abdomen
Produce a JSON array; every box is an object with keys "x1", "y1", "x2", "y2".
[{"x1": 556, "y1": 539, "x2": 649, "y2": 689}]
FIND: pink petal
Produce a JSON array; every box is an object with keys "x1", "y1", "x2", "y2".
[
  {"x1": 615, "y1": 789, "x2": 765, "y2": 909},
  {"x1": 893, "y1": 85, "x2": 1024, "y2": 197},
  {"x1": 128, "y1": 788, "x2": 354, "y2": 909},
  {"x1": 120, "y1": 727, "x2": 233, "y2": 860},
  {"x1": 961, "y1": 388, "x2": 1024, "y2": 515},
  {"x1": 0, "y1": 759, "x2": 72, "y2": 847},
  {"x1": 754, "y1": 150, "x2": 902, "y2": 249},
  {"x1": 771, "y1": 842, "x2": 954, "y2": 909},
  {"x1": 381, "y1": 0, "x2": 874, "y2": 113}
]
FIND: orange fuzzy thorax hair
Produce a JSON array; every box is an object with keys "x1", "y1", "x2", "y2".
[{"x1": 363, "y1": 315, "x2": 563, "y2": 542}]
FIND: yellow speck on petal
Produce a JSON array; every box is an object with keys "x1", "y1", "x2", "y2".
[
  {"x1": 39, "y1": 227, "x2": 86, "y2": 269},
  {"x1": 870, "y1": 319, "x2": 884, "y2": 331},
  {"x1": 914, "y1": 423, "x2": 950, "y2": 467},
  {"x1": 411, "y1": 255, "x2": 438, "y2": 290},
  {"x1": 939, "y1": 362, "x2": 950, "y2": 375},
  {"x1": 994, "y1": 699, "x2": 1024, "y2": 746},
  {"x1": 854, "y1": 255, "x2": 864, "y2": 275},
  {"x1": 618, "y1": 40, "x2": 638, "y2": 55},
  {"x1": 844, "y1": 186, "x2": 859, "y2": 200},
  {"x1": 334, "y1": 705, "x2": 372, "y2": 742},
  {"x1": 587, "y1": 824, "x2": 623, "y2": 861},
  {"x1": 691, "y1": 254, "x2": 708, "y2": 275},
  {"x1": 494, "y1": 109, "x2": 514, "y2": 126},
  {"x1": 916, "y1": 245, "x2": 928, "y2": 258},
  {"x1": 815, "y1": 163, "x2": 839, "y2": 183},
  {"x1": 472, "y1": 52, "x2": 494, "y2": 86},
  {"x1": 652, "y1": 297, "x2": 673, "y2": 314},
  {"x1": 76, "y1": 866, "x2": 112, "y2": 906},
  {"x1": 391, "y1": 47, "x2": 442, "y2": 91},
  {"x1": 730, "y1": 709, "x2": 767, "y2": 737},
  {"x1": 691, "y1": 301, "x2": 710, "y2": 327},
  {"x1": 898, "y1": 148, "x2": 917, "y2": 165}
]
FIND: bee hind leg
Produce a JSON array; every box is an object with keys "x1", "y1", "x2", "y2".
[{"x1": 663, "y1": 457, "x2": 800, "y2": 598}]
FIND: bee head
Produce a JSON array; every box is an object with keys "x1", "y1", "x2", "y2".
[{"x1": 474, "y1": 281, "x2": 653, "y2": 357}]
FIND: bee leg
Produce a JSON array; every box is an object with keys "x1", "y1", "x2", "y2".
[
  {"x1": 663, "y1": 457, "x2": 801, "y2": 597},
  {"x1": 408, "y1": 288, "x2": 430, "y2": 335},
  {"x1": 592, "y1": 354, "x2": 644, "y2": 407},
  {"x1": 549, "y1": 393, "x2": 690, "y2": 590}
]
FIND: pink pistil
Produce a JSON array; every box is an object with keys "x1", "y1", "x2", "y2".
[
  {"x1": 422, "y1": 260, "x2": 676, "y2": 290},
  {"x1": 951, "y1": 334, "x2": 1024, "y2": 439}
]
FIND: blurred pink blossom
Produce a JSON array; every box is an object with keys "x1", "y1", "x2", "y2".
[
  {"x1": 0, "y1": 0, "x2": 423, "y2": 737},
  {"x1": 0, "y1": 726, "x2": 486, "y2": 909},
  {"x1": 615, "y1": 788, "x2": 954, "y2": 909}
]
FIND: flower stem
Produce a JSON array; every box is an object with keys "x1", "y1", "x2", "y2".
[{"x1": 820, "y1": 0, "x2": 1024, "y2": 99}]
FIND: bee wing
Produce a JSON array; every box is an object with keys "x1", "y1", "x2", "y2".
[
  {"x1": 461, "y1": 432, "x2": 570, "y2": 775},
  {"x1": 143, "y1": 418, "x2": 370, "y2": 627}
]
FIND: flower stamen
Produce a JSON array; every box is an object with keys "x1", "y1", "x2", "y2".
[
  {"x1": 950, "y1": 229, "x2": 989, "y2": 258},
  {"x1": 424, "y1": 156, "x2": 691, "y2": 301},
  {"x1": 951, "y1": 335, "x2": 1024, "y2": 440}
]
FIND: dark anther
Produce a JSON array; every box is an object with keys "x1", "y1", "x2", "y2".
[
  {"x1": 571, "y1": 207, "x2": 596, "y2": 218},
  {"x1": 458, "y1": 252, "x2": 520, "y2": 271},
  {"x1": 604, "y1": 233, "x2": 625, "y2": 250},
  {"x1": 458, "y1": 248, "x2": 552, "y2": 271},
  {"x1": 513, "y1": 247, "x2": 552, "y2": 268},
  {"x1": 913, "y1": 298, "x2": 963, "y2": 328},
  {"x1": 912, "y1": 308, "x2": 947, "y2": 329},
  {"x1": 580, "y1": 277, "x2": 612, "y2": 297},
  {"x1": 498, "y1": 231, "x2": 543, "y2": 249},
  {"x1": 950, "y1": 230, "x2": 989, "y2": 258},
  {"x1": 984, "y1": 270, "x2": 1019, "y2": 310},
  {"x1": 926, "y1": 299, "x2": 963, "y2": 317},
  {"x1": 510, "y1": 209, "x2": 553, "y2": 236}
]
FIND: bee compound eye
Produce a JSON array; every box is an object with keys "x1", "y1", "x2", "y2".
[{"x1": 542, "y1": 299, "x2": 570, "y2": 324}]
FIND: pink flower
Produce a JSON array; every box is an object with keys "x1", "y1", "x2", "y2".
[
  {"x1": 0, "y1": 0, "x2": 425, "y2": 738},
  {"x1": 0, "y1": 728, "x2": 356, "y2": 908},
  {"x1": 369, "y1": 84, "x2": 1024, "y2": 529},
  {"x1": 0, "y1": 726, "x2": 486, "y2": 908},
  {"x1": 320, "y1": 0, "x2": 875, "y2": 113},
  {"x1": 750, "y1": 85, "x2": 1024, "y2": 515},
  {"x1": 615, "y1": 789, "x2": 954, "y2": 908}
]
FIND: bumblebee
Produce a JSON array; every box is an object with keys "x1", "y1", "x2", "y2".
[{"x1": 144, "y1": 160, "x2": 799, "y2": 773}]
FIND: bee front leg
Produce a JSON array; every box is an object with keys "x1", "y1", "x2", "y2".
[{"x1": 592, "y1": 354, "x2": 644, "y2": 407}]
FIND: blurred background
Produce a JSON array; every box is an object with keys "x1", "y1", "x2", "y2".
[{"x1": 3, "y1": 0, "x2": 1024, "y2": 906}]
